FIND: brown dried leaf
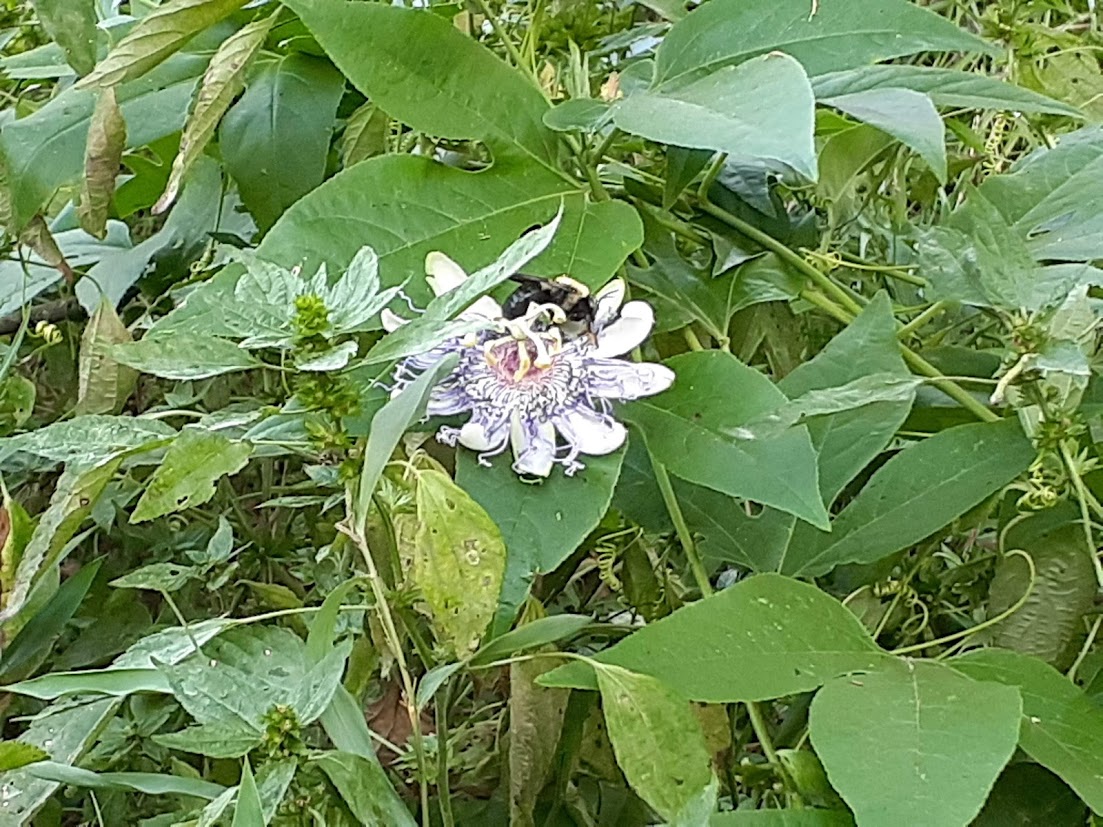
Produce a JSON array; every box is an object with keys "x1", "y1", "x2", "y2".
[
  {"x1": 78, "y1": 88, "x2": 126, "y2": 240},
  {"x1": 76, "y1": 297, "x2": 136, "y2": 415}
]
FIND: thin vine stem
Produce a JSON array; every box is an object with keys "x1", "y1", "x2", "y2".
[{"x1": 650, "y1": 455, "x2": 713, "y2": 597}]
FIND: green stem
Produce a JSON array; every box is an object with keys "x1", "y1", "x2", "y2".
[
  {"x1": 1059, "y1": 441, "x2": 1103, "y2": 591},
  {"x1": 683, "y1": 327, "x2": 705, "y2": 352},
  {"x1": 901, "y1": 349, "x2": 999, "y2": 423},
  {"x1": 650, "y1": 455, "x2": 712, "y2": 597},
  {"x1": 746, "y1": 701, "x2": 781, "y2": 767},
  {"x1": 436, "y1": 680, "x2": 456, "y2": 827},
  {"x1": 897, "y1": 301, "x2": 948, "y2": 339},
  {"x1": 470, "y1": 0, "x2": 529, "y2": 77}
]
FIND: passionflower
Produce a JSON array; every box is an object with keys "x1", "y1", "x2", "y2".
[{"x1": 385, "y1": 254, "x2": 674, "y2": 477}]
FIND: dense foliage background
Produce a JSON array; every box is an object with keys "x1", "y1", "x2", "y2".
[{"x1": 0, "y1": 0, "x2": 1102, "y2": 823}]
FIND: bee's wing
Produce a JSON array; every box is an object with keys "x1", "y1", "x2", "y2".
[{"x1": 593, "y1": 278, "x2": 626, "y2": 329}]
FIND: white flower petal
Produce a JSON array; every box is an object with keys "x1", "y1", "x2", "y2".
[
  {"x1": 426, "y1": 387, "x2": 472, "y2": 417},
  {"x1": 594, "y1": 301, "x2": 654, "y2": 357},
  {"x1": 556, "y1": 407, "x2": 626, "y2": 455},
  {"x1": 510, "y1": 416, "x2": 555, "y2": 477},
  {"x1": 380, "y1": 308, "x2": 407, "y2": 332},
  {"x1": 425, "y1": 252, "x2": 468, "y2": 296},
  {"x1": 459, "y1": 416, "x2": 509, "y2": 452},
  {"x1": 593, "y1": 278, "x2": 626, "y2": 329},
  {"x1": 588, "y1": 360, "x2": 675, "y2": 399}
]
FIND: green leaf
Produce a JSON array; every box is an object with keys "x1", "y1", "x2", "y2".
[
  {"x1": 0, "y1": 741, "x2": 48, "y2": 772},
  {"x1": 78, "y1": 87, "x2": 127, "y2": 238},
  {"x1": 595, "y1": 663, "x2": 717, "y2": 822},
  {"x1": 292, "y1": 640, "x2": 350, "y2": 724},
  {"x1": 29, "y1": 761, "x2": 226, "y2": 800},
  {"x1": 5, "y1": 667, "x2": 172, "y2": 699},
  {"x1": 0, "y1": 415, "x2": 172, "y2": 473},
  {"x1": 456, "y1": 447, "x2": 625, "y2": 634},
  {"x1": 112, "y1": 333, "x2": 262, "y2": 380},
  {"x1": 220, "y1": 54, "x2": 345, "y2": 230},
  {"x1": 652, "y1": 0, "x2": 995, "y2": 86},
  {"x1": 231, "y1": 759, "x2": 264, "y2": 827},
  {"x1": 153, "y1": 721, "x2": 264, "y2": 759},
  {"x1": 819, "y1": 88, "x2": 946, "y2": 182},
  {"x1": 710, "y1": 810, "x2": 854, "y2": 826},
  {"x1": 541, "y1": 574, "x2": 897, "y2": 701},
  {"x1": 131, "y1": 429, "x2": 252, "y2": 523},
  {"x1": 30, "y1": 0, "x2": 97, "y2": 75},
  {"x1": 341, "y1": 102, "x2": 389, "y2": 167},
  {"x1": 0, "y1": 54, "x2": 205, "y2": 229},
  {"x1": 0, "y1": 558, "x2": 102, "y2": 683},
  {"x1": 543, "y1": 99, "x2": 613, "y2": 134},
  {"x1": 614, "y1": 53, "x2": 817, "y2": 179},
  {"x1": 305, "y1": 577, "x2": 361, "y2": 665},
  {"x1": 356, "y1": 354, "x2": 458, "y2": 515},
  {"x1": 811, "y1": 66, "x2": 1083, "y2": 117},
  {"x1": 0, "y1": 697, "x2": 120, "y2": 824},
  {"x1": 77, "y1": 0, "x2": 250, "y2": 89},
  {"x1": 953, "y1": 648, "x2": 1103, "y2": 814},
  {"x1": 469, "y1": 614, "x2": 592, "y2": 667},
  {"x1": 314, "y1": 751, "x2": 418, "y2": 827},
  {"x1": 76, "y1": 298, "x2": 137, "y2": 415},
  {"x1": 284, "y1": 0, "x2": 557, "y2": 168},
  {"x1": 809, "y1": 661, "x2": 1021, "y2": 827},
  {"x1": 664, "y1": 147, "x2": 713, "y2": 210},
  {"x1": 259, "y1": 155, "x2": 643, "y2": 311},
  {"x1": 987, "y1": 507, "x2": 1096, "y2": 669},
  {"x1": 623, "y1": 351, "x2": 829, "y2": 529},
  {"x1": 155, "y1": 11, "x2": 275, "y2": 213},
  {"x1": 0, "y1": 458, "x2": 121, "y2": 626},
  {"x1": 413, "y1": 469, "x2": 507, "y2": 657},
  {"x1": 975, "y1": 125, "x2": 1103, "y2": 262},
  {"x1": 109, "y1": 562, "x2": 199, "y2": 592},
  {"x1": 780, "y1": 419, "x2": 1036, "y2": 577}
]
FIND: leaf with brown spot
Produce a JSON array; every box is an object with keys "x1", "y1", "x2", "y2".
[
  {"x1": 78, "y1": 88, "x2": 126, "y2": 240},
  {"x1": 154, "y1": 12, "x2": 275, "y2": 213},
  {"x1": 76, "y1": 298, "x2": 136, "y2": 415}
]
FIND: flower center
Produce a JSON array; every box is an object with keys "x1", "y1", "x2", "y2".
[{"x1": 485, "y1": 338, "x2": 557, "y2": 384}]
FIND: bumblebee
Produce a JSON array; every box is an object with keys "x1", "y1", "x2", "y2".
[{"x1": 502, "y1": 274, "x2": 597, "y2": 339}]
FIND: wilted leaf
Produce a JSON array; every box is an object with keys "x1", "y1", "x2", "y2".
[
  {"x1": 413, "y1": 470, "x2": 506, "y2": 657},
  {"x1": 76, "y1": 298, "x2": 136, "y2": 415},
  {"x1": 130, "y1": 429, "x2": 252, "y2": 523},
  {"x1": 78, "y1": 87, "x2": 127, "y2": 239},
  {"x1": 510, "y1": 658, "x2": 570, "y2": 827},
  {"x1": 77, "y1": 0, "x2": 251, "y2": 89},
  {"x1": 155, "y1": 12, "x2": 275, "y2": 213}
]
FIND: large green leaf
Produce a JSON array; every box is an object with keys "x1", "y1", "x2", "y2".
[
  {"x1": 540, "y1": 574, "x2": 897, "y2": 701},
  {"x1": 456, "y1": 447, "x2": 625, "y2": 634},
  {"x1": 130, "y1": 428, "x2": 252, "y2": 523},
  {"x1": 259, "y1": 155, "x2": 643, "y2": 308},
  {"x1": 623, "y1": 351, "x2": 829, "y2": 529},
  {"x1": 953, "y1": 648, "x2": 1103, "y2": 814},
  {"x1": 31, "y1": 0, "x2": 97, "y2": 75},
  {"x1": 652, "y1": 0, "x2": 994, "y2": 87},
  {"x1": 283, "y1": 0, "x2": 558, "y2": 168},
  {"x1": 220, "y1": 54, "x2": 345, "y2": 231},
  {"x1": 811, "y1": 66, "x2": 1083, "y2": 117},
  {"x1": 614, "y1": 53, "x2": 817, "y2": 179},
  {"x1": 974, "y1": 125, "x2": 1103, "y2": 262},
  {"x1": 0, "y1": 53, "x2": 206, "y2": 228},
  {"x1": 819, "y1": 88, "x2": 946, "y2": 182},
  {"x1": 710, "y1": 813, "x2": 853, "y2": 826},
  {"x1": 595, "y1": 664, "x2": 717, "y2": 822},
  {"x1": 780, "y1": 418, "x2": 1036, "y2": 577},
  {"x1": 686, "y1": 293, "x2": 914, "y2": 574},
  {"x1": 809, "y1": 661, "x2": 1021, "y2": 827},
  {"x1": 112, "y1": 333, "x2": 262, "y2": 380},
  {"x1": 314, "y1": 751, "x2": 417, "y2": 827}
]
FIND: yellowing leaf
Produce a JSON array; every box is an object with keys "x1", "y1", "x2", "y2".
[
  {"x1": 76, "y1": 298, "x2": 136, "y2": 415},
  {"x1": 413, "y1": 469, "x2": 505, "y2": 656},
  {"x1": 131, "y1": 429, "x2": 252, "y2": 523},
  {"x1": 154, "y1": 12, "x2": 275, "y2": 213},
  {"x1": 77, "y1": 87, "x2": 126, "y2": 239},
  {"x1": 77, "y1": 0, "x2": 251, "y2": 90},
  {"x1": 595, "y1": 663, "x2": 717, "y2": 822}
]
